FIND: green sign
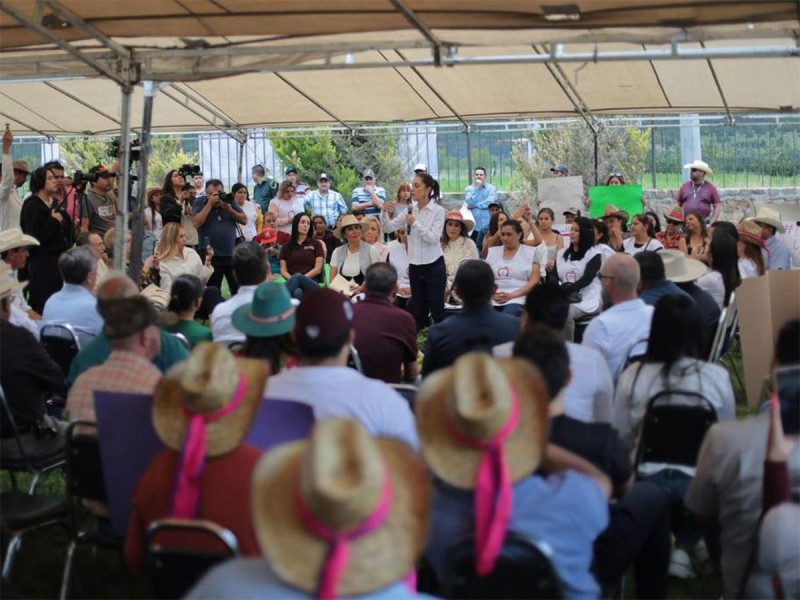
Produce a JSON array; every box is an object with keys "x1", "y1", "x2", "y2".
[{"x1": 588, "y1": 185, "x2": 643, "y2": 223}]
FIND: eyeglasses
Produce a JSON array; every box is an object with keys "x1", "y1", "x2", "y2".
[
  {"x1": 690, "y1": 168, "x2": 702, "y2": 173},
  {"x1": 597, "y1": 274, "x2": 616, "y2": 281}
]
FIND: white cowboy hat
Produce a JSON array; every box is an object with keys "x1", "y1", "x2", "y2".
[
  {"x1": 749, "y1": 206, "x2": 784, "y2": 233},
  {"x1": 683, "y1": 160, "x2": 714, "y2": 178},
  {"x1": 0, "y1": 228, "x2": 39, "y2": 254},
  {"x1": 660, "y1": 249, "x2": 710, "y2": 283}
]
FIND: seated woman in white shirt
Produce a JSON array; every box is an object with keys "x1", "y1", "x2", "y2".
[
  {"x1": 736, "y1": 219, "x2": 766, "y2": 279},
  {"x1": 484, "y1": 219, "x2": 540, "y2": 317},
  {"x1": 441, "y1": 211, "x2": 478, "y2": 304},
  {"x1": 613, "y1": 294, "x2": 735, "y2": 569},
  {"x1": 387, "y1": 226, "x2": 412, "y2": 309},
  {"x1": 623, "y1": 213, "x2": 663, "y2": 255},
  {"x1": 361, "y1": 216, "x2": 389, "y2": 262},
  {"x1": 592, "y1": 218, "x2": 618, "y2": 263},
  {"x1": 329, "y1": 215, "x2": 381, "y2": 296},
  {"x1": 155, "y1": 222, "x2": 214, "y2": 292},
  {"x1": 480, "y1": 210, "x2": 509, "y2": 259},
  {"x1": 555, "y1": 216, "x2": 602, "y2": 341},
  {"x1": 697, "y1": 229, "x2": 741, "y2": 309}
]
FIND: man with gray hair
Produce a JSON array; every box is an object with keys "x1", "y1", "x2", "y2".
[
  {"x1": 582, "y1": 253, "x2": 654, "y2": 381},
  {"x1": 351, "y1": 262, "x2": 418, "y2": 384},
  {"x1": 41, "y1": 245, "x2": 102, "y2": 345},
  {"x1": 66, "y1": 272, "x2": 189, "y2": 385}
]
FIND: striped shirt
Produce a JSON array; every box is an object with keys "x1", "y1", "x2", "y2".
[
  {"x1": 305, "y1": 189, "x2": 348, "y2": 227},
  {"x1": 350, "y1": 185, "x2": 386, "y2": 217}
]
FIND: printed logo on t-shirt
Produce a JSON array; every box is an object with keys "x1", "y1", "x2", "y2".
[
  {"x1": 496, "y1": 266, "x2": 510, "y2": 279},
  {"x1": 97, "y1": 205, "x2": 116, "y2": 218},
  {"x1": 563, "y1": 268, "x2": 578, "y2": 283}
]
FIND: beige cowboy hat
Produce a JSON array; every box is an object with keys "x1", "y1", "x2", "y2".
[
  {"x1": 0, "y1": 228, "x2": 39, "y2": 254},
  {"x1": 601, "y1": 204, "x2": 630, "y2": 223},
  {"x1": 683, "y1": 159, "x2": 713, "y2": 177},
  {"x1": 660, "y1": 249, "x2": 710, "y2": 283},
  {"x1": 333, "y1": 214, "x2": 363, "y2": 240},
  {"x1": 750, "y1": 206, "x2": 784, "y2": 233},
  {"x1": 0, "y1": 263, "x2": 26, "y2": 301},
  {"x1": 415, "y1": 353, "x2": 550, "y2": 489},
  {"x1": 663, "y1": 206, "x2": 686, "y2": 224},
  {"x1": 252, "y1": 418, "x2": 430, "y2": 597},
  {"x1": 152, "y1": 342, "x2": 269, "y2": 457},
  {"x1": 738, "y1": 219, "x2": 767, "y2": 248}
]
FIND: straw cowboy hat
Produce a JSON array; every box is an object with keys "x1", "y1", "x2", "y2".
[
  {"x1": 232, "y1": 281, "x2": 296, "y2": 338},
  {"x1": 152, "y1": 342, "x2": 269, "y2": 457},
  {"x1": 601, "y1": 204, "x2": 630, "y2": 223},
  {"x1": 738, "y1": 219, "x2": 767, "y2": 248},
  {"x1": 333, "y1": 214, "x2": 363, "y2": 240},
  {"x1": 663, "y1": 206, "x2": 686, "y2": 224},
  {"x1": 0, "y1": 263, "x2": 26, "y2": 301},
  {"x1": 0, "y1": 228, "x2": 39, "y2": 254},
  {"x1": 415, "y1": 353, "x2": 549, "y2": 490},
  {"x1": 750, "y1": 206, "x2": 784, "y2": 233},
  {"x1": 660, "y1": 249, "x2": 710, "y2": 283},
  {"x1": 683, "y1": 159, "x2": 714, "y2": 177},
  {"x1": 252, "y1": 418, "x2": 430, "y2": 597},
  {"x1": 445, "y1": 211, "x2": 474, "y2": 234}
]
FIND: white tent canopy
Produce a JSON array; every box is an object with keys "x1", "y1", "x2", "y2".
[{"x1": 0, "y1": 1, "x2": 798, "y2": 135}]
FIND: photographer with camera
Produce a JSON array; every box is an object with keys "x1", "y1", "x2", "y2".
[
  {"x1": 192, "y1": 179, "x2": 247, "y2": 294},
  {"x1": 80, "y1": 165, "x2": 117, "y2": 237}
]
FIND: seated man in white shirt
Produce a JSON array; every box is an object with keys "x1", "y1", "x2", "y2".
[
  {"x1": 494, "y1": 281, "x2": 613, "y2": 423},
  {"x1": 264, "y1": 287, "x2": 419, "y2": 450},
  {"x1": 42, "y1": 246, "x2": 103, "y2": 346},
  {"x1": 582, "y1": 253, "x2": 654, "y2": 382},
  {"x1": 0, "y1": 228, "x2": 41, "y2": 336},
  {"x1": 211, "y1": 243, "x2": 268, "y2": 345}
]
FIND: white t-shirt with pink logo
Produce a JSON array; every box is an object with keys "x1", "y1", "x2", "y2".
[
  {"x1": 486, "y1": 244, "x2": 540, "y2": 307},
  {"x1": 556, "y1": 246, "x2": 602, "y2": 314}
]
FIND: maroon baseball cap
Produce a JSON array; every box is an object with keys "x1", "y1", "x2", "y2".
[{"x1": 294, "y1": 288, "x2": 354, "y2": 349}]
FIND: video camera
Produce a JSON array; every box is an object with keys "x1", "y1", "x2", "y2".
[
  {"x1": 109, "y1": 137, "x2": 141, "y2": 162},
  {"x1": 178, "y1": 164, "x2": 202, "y2": 191},
  {"x1": 72, "y1": 169, "x2": 98, "y2": 191}
]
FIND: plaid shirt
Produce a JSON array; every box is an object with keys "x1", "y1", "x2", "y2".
[
  {"x1": 305, "y1": 189, "x2": 348, "y2": 227},
  {"x1": 66, "y1": 350, "x2": 161, "y2": 423}
]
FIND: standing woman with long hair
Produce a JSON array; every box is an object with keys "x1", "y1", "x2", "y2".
[
  {"x1": 233, "y1": 183, "x2": 259, "y2": 243},
  {"x1": 278, "y1": 212, "x2": 324, "y2": 299},
  {"x1": 144, "y1": 188, "x2": 164, "y2": 239},
  {"x1": 556, "y1": 216, "x2": 602, "y2": 341},
  {"x1": 697, "y1": 229, "x2": 741, "y2": 309},
  {"x1": 20, "y1": 165, "x2": 70, "y2": 313},
  {"x1": 159, "y1": 169, "x2": 187, "y2": 225},
  {"x1": 381, "y1": 172, "x2": 447, "y2": 329}
]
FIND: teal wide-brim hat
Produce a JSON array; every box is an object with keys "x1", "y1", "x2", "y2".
[{"x1": 232, "y1": 281, "x2": 296, "y2": 338}]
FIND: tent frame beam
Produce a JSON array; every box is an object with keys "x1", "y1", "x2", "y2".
[
  {"x1": 158, "y1": 85, "x2": 246, "y2": 143},
  {"x1": 389, "y1": 0, "x2": 446, "y2": 65},
  {"x1": 699, "y1": 41, "x2": 735, "y2": 125},
  {"x1": 273, "y1": 73, "x2": 354, "y2": 133}
]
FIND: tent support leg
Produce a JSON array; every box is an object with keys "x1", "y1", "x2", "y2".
[
  {"x1": 113, "y1": 86, "x2": 133, "y2": 272},
  {"x1": 237, "y1": 137, "x2": 246, "y2": 184},
  {"x1": 593, "y1": 129, "x2": 599, "y2": 186},
  {"x1": 465, "y1": 125, "x2": 473, "y2": 188},
  {"x1": 128, "y1": 81, "x2": 155, "y2": 282}
]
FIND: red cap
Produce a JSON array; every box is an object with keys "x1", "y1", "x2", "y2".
[{"x1": 294, "y1": 288, "x2": 353, "y2": 350}]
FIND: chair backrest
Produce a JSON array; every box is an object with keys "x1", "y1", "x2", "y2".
[
  {"x1": 348, "y1": 344, "x2": 364, "y2": 373},
  {"x1": 0, "y1": 384, "x2": 33, "y2": 471},
  {"x1": 442, "y1": 533, "x2": 563, "y2": 599},
  {"x1": 389, "y1": 383, "x2": 418, "y2": 411},
  {"x1": 622, "y1": 337, "x2": 649, "y2": 372},
  {"x1": 173, "y1": 333, "x2": 190, "y2": 350},
  {"x1": 709, "y1": 293, "x2": 738, "y2": 363},
  {"x1": 143, "y1": 518, "x2": 238, "y2": 600},
  {"x1": 40, "y1": 323, "x2": 81, "y2": 376},
  {"x1": 633, "y1": 389, "x2": 718, "y2": 473},
  {"x1": 65, "y1": 421, "x2": 107, "y2": 505}
]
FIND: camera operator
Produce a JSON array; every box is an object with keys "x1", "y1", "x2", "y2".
[
  {"x1": 192, "y1": 179, "x2": 247, "y2": 294},
  {"x1": 80, "y1": 165, "x2": 117, "y2": 237}
]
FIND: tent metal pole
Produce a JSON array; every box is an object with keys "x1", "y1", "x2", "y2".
[
  {"x1": 236, "y1": 136, "x2": 246, "y2": 183},
  {"x1": 465, "y1": 125, "x2": 473, "y2": 186},
  {"x1": 113, "y1": 86, "x2": 132, "y2": 272},
  {"x1": 593, "y1": 130, "x2": 599, "y2": 186},
  {"x1": 128, "y1": 81, "x2": 156, "y2": 281}
]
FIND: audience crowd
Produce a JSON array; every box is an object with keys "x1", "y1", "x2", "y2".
[{"x1": 1, "y1": 141, "x2": 798, "y2": 600}]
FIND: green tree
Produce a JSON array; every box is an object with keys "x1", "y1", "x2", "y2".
[
  {"x1": 269, "y1": 129, "x2": 404, "y2": 204},
  {"x1": 59, "y1": 136, "x2": 111, "y2": 173},
  {"x1": 145, "y1": 136, "x2": 199, "y2": 188}
]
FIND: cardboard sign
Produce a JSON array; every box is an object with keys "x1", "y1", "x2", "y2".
[
  {"x1": 737, "y1": 270, "x2": 800, "y2": 407},
  {"x1": 537, "y1": 176, "x2": 584, "y2": 224},
  {"x1": 780, "y1": 221, "x2": 800, "y2": 268},
  {"x1": 588, "y1": 185, "x2": 643, "y2": 223}
]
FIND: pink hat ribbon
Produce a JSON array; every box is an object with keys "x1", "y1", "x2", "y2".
[
  {"x1": 295, "y1": 470, "x2": 393, "y2": 600},
  {"x1": 170, "y1": 375, "x2": 247, "y2": 518},
  {"x1": 446, "y1": 388, "x2": 521, "y2": 576}
]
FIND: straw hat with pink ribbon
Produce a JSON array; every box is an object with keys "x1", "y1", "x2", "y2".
[
  {"x1": 738, "y1": 219, "x2": 768, "y2": 249},
  {"x1": 152, "y1": 342, "x2": 269, "y2": 518},
  {"x1": 252, "y1": 418, "x2": 429, "y2": 599},
  {"x1": 415, "y1": 353, "x2": 549, "y2": 576}
]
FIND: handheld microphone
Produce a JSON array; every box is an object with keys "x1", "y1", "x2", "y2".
[{"x1": 407, "y1": 204, "x2": 413, "y2": 235}]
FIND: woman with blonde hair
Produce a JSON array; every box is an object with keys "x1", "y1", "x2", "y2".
[
  {"x1": 155, "y1": 222, "x2": 214, "y2": 291},
  {"x1": 361, "y1": 215, "x2": 389, "y2": 261}
]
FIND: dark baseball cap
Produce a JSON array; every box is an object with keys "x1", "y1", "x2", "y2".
[
  {"x1": 89, "y1": 165, "x2": 114, "y2": 178},
  {"x1": 550, "y1": 164, "x2": 569, "y2": 175},
  {"x1": 294, "y1": 288, "x2": 354, "y2": 350},
  {"x1": 284, "y1": 166, "x2": 298, "y2": 175}
]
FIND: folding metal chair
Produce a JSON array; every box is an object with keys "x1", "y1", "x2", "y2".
[
  {"x1": 40, "y1": 323, "x2": 82, "y2": 377},
  {"x1": 442, "y1": 532, "x2": 563, "y2": 599},
  {"x1": 633, "y1": 390, "x2": 718, "y2": 478},
  {"x1": 390, "y1": 383, "x2": 418, "y2": 411},
  {"x1": 709, "y1": 292, "x2": 738, "y2": 363},
  {"x1": 143, "y1": 518, "x2": 238, "y2": 600},
  {"x1": 348, "y1": 344, "x2": 364, "y2": 373}
]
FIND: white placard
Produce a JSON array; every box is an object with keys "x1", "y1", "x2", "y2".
[{"x1": 537, "y1": 176, "x2": 584, "y2": 224}]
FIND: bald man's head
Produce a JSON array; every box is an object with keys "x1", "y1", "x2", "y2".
[
  {"x1": 96, "y1": 272, "x2": 138, "y2": 301},
  {"x1": 600, "y1": 254, "x2": 640, "y2": 305}
]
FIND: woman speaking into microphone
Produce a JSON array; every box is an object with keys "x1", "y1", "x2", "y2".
[{"x1": 381, "y1": 173, "x2": 446, "y2": 330}]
